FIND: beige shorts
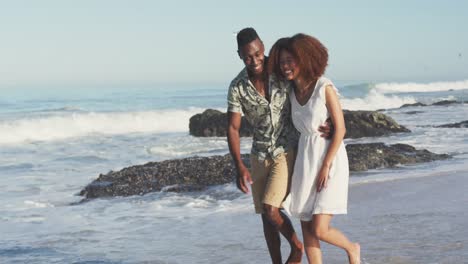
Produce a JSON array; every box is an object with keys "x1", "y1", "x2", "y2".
[{"x1": 250, "y1": 150, "x2": 295, "y2": 214}]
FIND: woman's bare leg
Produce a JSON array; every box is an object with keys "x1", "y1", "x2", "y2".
[
  {"x1": 301, "y1": 220, "x2": 322, "y2": 264},
  {"x1": 312, "y1": 214, "x2": 360, "y2": 264}
]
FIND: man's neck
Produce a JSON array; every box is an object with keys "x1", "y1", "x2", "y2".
[
  {"x1": 247, "y1": 70, "x2": 267, "y2": 83},
  {"x1": 247, "y1": 70, "x2": 269, "y2": 99}
]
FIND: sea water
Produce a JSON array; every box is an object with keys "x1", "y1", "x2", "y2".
[{"x1": 0, "y1": 80, "x2": 467, "y2": 263}]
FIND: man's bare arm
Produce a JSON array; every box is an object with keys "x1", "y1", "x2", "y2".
[
  {"x1": 227, "y1": 112, "x2": 252, "y2": 193},
  {"x1": 318, "y1": 117, "x2": 335, "y2": 139}
]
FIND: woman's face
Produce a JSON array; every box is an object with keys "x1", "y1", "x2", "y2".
[{"x1": 279, "y1": 49, "x2": 299, "y2": 81}]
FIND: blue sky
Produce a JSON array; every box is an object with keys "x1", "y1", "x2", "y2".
[{"x1": 1, "y1": 0, "x2": 467, "y2": 86}]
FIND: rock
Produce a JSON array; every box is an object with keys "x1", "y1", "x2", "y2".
[
  {"x1": 435, "y1": 120, "x2": 468, "y2": 128},
  {"x1": 399, "y1": 100, "x2": 461, "y2": 109},
  {"x1": 400, "y1": 102, "x2": 427, "y2": 108},
  {"x1": 403, "y1": 111, "x2": 425, "y2": 115},
  {"x1": 79, "y1": 143, "x2": 449, "y2": 200},
  {"x1": 431, "y1": 100, "x2": 459, "y2": 106},
  {"x1": 79, "y1": 154, "x2": 249, "y2": 199},
  {"x1": 346, "y1": 143, "x2": 449, "y2": 171},
  {"x1": 342, "y1": 110, "x2": 410, "y2": 138},
  {"x1": 189, "y1": 109, "x2": 410, "y2": 139},
  {"x1": 189, "y1": 109, "x2": 253, "y2": 137}
]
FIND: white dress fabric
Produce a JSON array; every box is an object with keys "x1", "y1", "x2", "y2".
[{"x1": 282, "y1": 76, "x2": 349, "y2": 221}]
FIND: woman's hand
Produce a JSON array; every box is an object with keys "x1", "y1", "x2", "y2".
[{"x1": 316, "y1": 164, "x2": 331, "y2": 192}]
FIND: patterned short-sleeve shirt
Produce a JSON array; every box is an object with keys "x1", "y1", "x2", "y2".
[{"x1": 227, "y1": 68, "x2": 298, "y2": 160}]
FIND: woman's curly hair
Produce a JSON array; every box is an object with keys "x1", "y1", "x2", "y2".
[{"x1": 268, "y1": 33, "x2": 328, "y2": 81}]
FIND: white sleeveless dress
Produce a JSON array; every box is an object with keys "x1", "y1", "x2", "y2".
[{"x1": 282, "y1": 77, "x2": 349, "y2": 221}]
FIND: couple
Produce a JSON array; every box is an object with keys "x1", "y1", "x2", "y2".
[{"x1": 227, "y1": 28, "x2": 360, "y2": 264}]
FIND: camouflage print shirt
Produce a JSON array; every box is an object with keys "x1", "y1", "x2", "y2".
[{"x1": 227, "y1": 68, "x2": 299, "y2": 160}]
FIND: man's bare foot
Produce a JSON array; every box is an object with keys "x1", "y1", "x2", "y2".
[
  {"x1": 286, "y1": 242, "x2": 303, "y2": 264},
  {"x1": 347, "y1": 243, "x2": 360, "y2": 264}
]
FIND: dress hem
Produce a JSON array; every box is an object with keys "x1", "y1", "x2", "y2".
[{"x1": 287, "y1": 209, "x2": 348, "y2": 221}]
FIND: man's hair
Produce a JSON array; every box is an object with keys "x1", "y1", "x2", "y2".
[{"x1": 237, "y1": 27, "x2": 260, "y2": 49}]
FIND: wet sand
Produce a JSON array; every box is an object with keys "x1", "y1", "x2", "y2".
[{"x1": 321, "y1": 170, "x2": 468, "y2": 263}]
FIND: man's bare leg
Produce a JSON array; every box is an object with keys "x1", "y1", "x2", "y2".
[
  {"x1": 264, "y1": 204, "x2": 303, "y2": 264},
  {"x1": 262, "y1": 214, "x2": 282, "y2": 264}
]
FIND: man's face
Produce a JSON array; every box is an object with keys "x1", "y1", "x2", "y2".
[{"x1": 238, "y1": 38, "x2": 265, "y2": 76}]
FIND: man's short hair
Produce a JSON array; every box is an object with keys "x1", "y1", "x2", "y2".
[{"x1": 237, "y1": 27, "x2": 260, "y2": 49}]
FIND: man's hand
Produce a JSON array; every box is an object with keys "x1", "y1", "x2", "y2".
[
  {"x1": 236, "y1": 165, "x2": 253, "y2": 194},
  {"x1": 318, "y1": 117, "x2": 334, "y2": 139}
]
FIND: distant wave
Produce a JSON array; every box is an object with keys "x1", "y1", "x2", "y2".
[
  {"x1": 37, "y1": 106, "x2": 84, "y2": 112},
  {"x1": 341, "y1": 89, "x2": 417, "y2": 110},
  {"x1": 374, "y1": 80, "x2": 468, "y2": 93},
  {"x1": 52, "y1": 155, "x2": 108, "y2": 163},
  {"x1": 339, "y1": 79, "x2": 468, "y2": 110},
  {"x1": 0, "y1": 108, "x2": 209, "y2": 145},
  {"x1": 0, "y1": 163, "x2": 34, "y2": 171}
]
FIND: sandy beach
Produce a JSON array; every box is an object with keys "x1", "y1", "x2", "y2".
[
  {"x1": 283, "y1": 169, "x2": 468, "y2": 264},
  {"x1": 144, "y1": 165, "x2": 468, "y2": 264}
]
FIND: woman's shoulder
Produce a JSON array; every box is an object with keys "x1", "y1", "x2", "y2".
[
  {"x1": 317, "y1": 76, "x2": 334, "y2": 88},
  {"x1": 316, "y1": 76, "x2": 339, "y2": 98}
]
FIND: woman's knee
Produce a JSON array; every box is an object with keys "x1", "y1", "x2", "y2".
[{"x1": 313, "y1": 226, "x2": 327, "y2": 240}]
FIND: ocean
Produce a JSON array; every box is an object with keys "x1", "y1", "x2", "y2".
[{"x1": 1, "y1": 80, "x2": 467, "y2": 263}]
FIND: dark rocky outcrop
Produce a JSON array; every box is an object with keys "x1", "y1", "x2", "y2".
[
  {"x1": 400, "y1": 100, "x2": 462, "y2": 108},
  {"x1": 189, "y1": 109, "x2": 410, "y2": 139},
  {"x1": 342, "y1": 110, "x2": 410, "y2": 138},
  {"x1": 346, "y1": 143, "x2": 449, "y2": 171},
  {"x1": 79, "y1": 143, "x2": 449, "y2": 200},
  {"x1": 431, "y1": 100, "x2": 459, "y2": 106},
  {"x1": 79, "y1": 154, "x2": 249, "y2": 199},
  {"x1": 435, "y1": 120, "x2": 468, "y2": 128},
  {"x1": 189, "y1": 109, "x2": 253, "y2": 137},
  {"x1": 403, "y1": 111, "x2": 425, "y2": 115},
  {"x1": 400, "y1": 102, "x2": 427, "y2": 108}
]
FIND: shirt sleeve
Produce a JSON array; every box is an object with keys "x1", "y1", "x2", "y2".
[{"x1": 227, "y1": 84, "x2": 243, "y2": 113}]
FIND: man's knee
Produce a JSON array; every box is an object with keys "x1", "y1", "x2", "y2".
[{"x1": 263, "y1": 204, "x2": 281, "y2": 223}]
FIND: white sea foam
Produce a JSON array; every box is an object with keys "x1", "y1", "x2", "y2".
[
  {"x1": 341, "y1": 89, "x2": 417, "y2": 110},
  {"x1": 146, "y1": 137, "x2": 241, "y2": 158},
  {"x1": 24, "y1": 200, "x2": 54, "y2": 208},
  {"x1": 0, "y1": 108, "x2": 206, "y2": 145},
  {"x1": 374, "y1": 80, "x2": 468, "y2": 93}
]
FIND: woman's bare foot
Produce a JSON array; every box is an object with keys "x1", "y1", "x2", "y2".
[
  {"x1": 347, "y1": 243, "x2": 360, "y2": 264},
  {"x1": 286, "y1": 242, "x2": 303, "y2": 264}
]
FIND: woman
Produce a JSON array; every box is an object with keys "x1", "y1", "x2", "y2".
[{"x1": 268, "y1": 34, "x2": 360, "y2": 264}]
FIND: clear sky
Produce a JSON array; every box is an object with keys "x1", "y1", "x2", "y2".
[{"x1": 1, "y1": 0, "x2": 467, "y2": 86}]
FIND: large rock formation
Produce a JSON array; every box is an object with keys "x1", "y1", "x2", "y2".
[
  {"x1": 79, "y1": 154, "x2": 247, "y2": 199},
  {"x1": 342, "y1": 110, "x2": 410, "y2": 138},
  {"x1": 189, "y1": 109, "x2": 410, "y2": 138},
  {"x1": 346, "y1": 143, "x2": 449, "y2": 171},
  {"x1": 189, "y1": 109, "x2": 253, "y2": 137},
  {"x1": 79, "y1": 143, "x2": 449, "y2": 200}
]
